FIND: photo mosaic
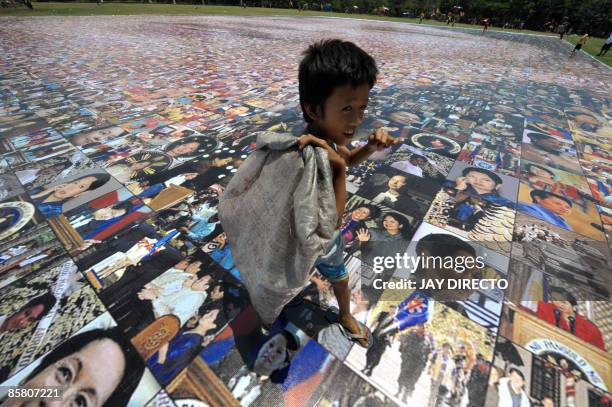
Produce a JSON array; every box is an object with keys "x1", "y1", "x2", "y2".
[{"x1": 0, "y1": 14, "x2": 611, "y2": 407}]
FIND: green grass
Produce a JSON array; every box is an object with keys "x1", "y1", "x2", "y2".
[
  {"x1": 0, "y1": 1, "x2": 547, "y2": 33},
  {"x1": 564, "y1": 34, "x2": 612, "y2": 67},
  {"x1": 1, "y1": 3, "x2": 609, "y2": 67}
]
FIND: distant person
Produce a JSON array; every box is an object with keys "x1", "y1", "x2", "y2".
[
  {"x1": 419, "y1": 12, "x2": 424, "y2": 23},
  {"x1": 558, "y1": 23, "x2": 567, "y2": 40},
  {"x1": 482, "y1": 18, "x2": 490, "y2": 32},
  {"x1": 597, "y1": 33, "x2": 612, "y2": 56},
  {"x1": 571, "y1": 33, "x2": 588, "y2": 56}
]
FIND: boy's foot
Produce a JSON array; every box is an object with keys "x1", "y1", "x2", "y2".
[{"x1": 339, "y1": 315, "x2": 371, "y2": 348}]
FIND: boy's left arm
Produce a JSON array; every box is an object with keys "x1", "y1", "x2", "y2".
[{"x1": 338, "y1": 128, "x2": 397, "y2": 167}]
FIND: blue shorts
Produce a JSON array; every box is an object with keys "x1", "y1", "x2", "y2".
[{"x1": 314, "y1": 231, "x2": 348, "y2": 282}]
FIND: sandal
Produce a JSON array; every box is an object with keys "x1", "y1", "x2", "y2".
[{"x1": 337, "y1": 319, "x2": 372, "y2": 349}]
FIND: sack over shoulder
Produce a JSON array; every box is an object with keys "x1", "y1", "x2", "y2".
[{"x1": 219, "y1": 132, "x2": 337, "y2": 324}]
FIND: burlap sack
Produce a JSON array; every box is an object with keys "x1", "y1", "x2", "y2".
[{"x1": 219, "y1": 132, "x2": 337, "y2": 324}]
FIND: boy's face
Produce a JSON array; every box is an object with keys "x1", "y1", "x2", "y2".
[{"x1": 308, "y1": 83, "x2": 370, "y2": 146}]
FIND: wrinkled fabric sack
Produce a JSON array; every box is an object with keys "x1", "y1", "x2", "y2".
[{"x1": 218, "y1": 132, "x2": 337, "y2": 325}]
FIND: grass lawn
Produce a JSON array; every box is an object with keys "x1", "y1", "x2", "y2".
[{"x1": 1, "y1": 3, "x2": 610, "y2": 67}]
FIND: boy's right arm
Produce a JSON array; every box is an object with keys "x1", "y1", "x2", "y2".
[
  {"x1": 298, "y1": 134, "x2": 346, "y2": 227},
  {"x1": 297, "y1": 134, "x2": 346, "y2": 169}
]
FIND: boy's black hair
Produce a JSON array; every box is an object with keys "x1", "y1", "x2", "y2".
[
  {"x1": 461, "y1": 167, "x2": 503, "y2": 185},
  {"x1": 298, "y1": 39, "x2": 378, "y2": 123},
  {"x1": 530, "y1": 189, "x2": 573, "y2": 206}
]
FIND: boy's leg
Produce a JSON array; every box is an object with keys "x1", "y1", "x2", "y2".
[
  {"x1": 331, "y1": 279, "x2": 369, "y2": 346},
  {"x1": 315, "y1": 232, "x2": 368, "y2": 346}
]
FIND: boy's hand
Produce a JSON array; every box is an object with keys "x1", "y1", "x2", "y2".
[
  {"x1": 367, "y1": 128, "x2": 397, "y2": 151},
  {"x1": 298, "y1": 134, "x2": 346, "y2": 170}
]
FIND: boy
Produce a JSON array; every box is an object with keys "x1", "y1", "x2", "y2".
[
  {"x1": 571, "y1": 33, "x2": 588, "y2": 56},
  {"x1": 482, "y1": 18, "x2": 490, "y2": 32},
  {"x1": 597, "y1": 33, "x2": 612, "y2": 56},
  {"x1": 294, "y1": 39, "x2": 396, "y2": 346}
]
